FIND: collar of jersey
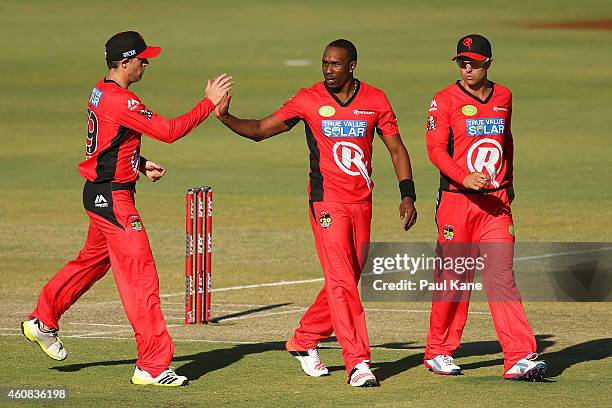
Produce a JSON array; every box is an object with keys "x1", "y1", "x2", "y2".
[
  {"x1": 455, "y1": 80, "x2": 495, "y2": 104},
  {"x1": 324, "y1": 79, "x2": 361, "y2": 108},
  {"x1": 103, "y1": 78, "x2": 121, "y2": 87}
]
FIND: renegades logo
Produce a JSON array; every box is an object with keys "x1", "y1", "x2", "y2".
[
  {"x1": 463, "y1": 37, "x2": 473, "y2": 49},
  {"x1": 332, "y1": 141, "x2": 372, "y2": 190},
  {"x1": 467, "y1": 138, "x2": 503, "y2": 188}
]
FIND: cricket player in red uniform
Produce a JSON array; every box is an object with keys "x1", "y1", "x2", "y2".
[
  {"x1": 215, "y1": 39, "x2": 417, "y2": 387},
  {"x1": 423, "y1": 34, "x2": 546, "y2": 381},
  {"x1": 21, "y1": 31, "x2": 232, "y2": 386}
]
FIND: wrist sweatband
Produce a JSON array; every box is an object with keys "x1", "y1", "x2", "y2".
[
  {"x1": 139, "y1": 156, "x2": 148, "y2": 173},
  {"x1": 399, "y1": 179, "x2": 416, "y2": 201}
]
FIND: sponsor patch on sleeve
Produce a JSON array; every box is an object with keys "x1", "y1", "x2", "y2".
[
  {"x1": 427, "y1": 116, "x2": 436, "y2": 130},
  {"x1": 89, "y1": 87, "x2": 104, "y2": 108},
  {"x1": 139, "y1": 108, "x2": 154, "y2": 120}
]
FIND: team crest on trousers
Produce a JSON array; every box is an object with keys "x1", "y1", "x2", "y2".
[
  {"x1": 319, "y1": 212, "x2": 332, "y2": 229},
  {"x1": 130, "y1": 216, "x2": 143, "y2": 231},
  {"x1": 443, "y1": 224, "x2": 454, "y2": 240}
]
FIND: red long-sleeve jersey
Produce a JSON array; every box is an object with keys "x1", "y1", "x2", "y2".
[
  {"x1": 78, "y1": 78, "x2": 215, "y2": 183},
  {"x1": 425, "y1": 81, "x2": 514, "y2": 191}
]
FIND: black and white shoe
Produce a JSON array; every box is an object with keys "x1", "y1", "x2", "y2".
[{"x1": 131, "y1": 366, "x2": 188, "y2": 386}]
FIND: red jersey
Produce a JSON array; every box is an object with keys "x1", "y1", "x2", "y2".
[
  {"x1": 78, "y1": 78, "x2": 215, "y2": 183},
  {"x1": 426, "y1": 81, "x2": 514, "y2": 191},
  {"x1": 274, "y1": 80, "x2": 399, "y2": 203}
]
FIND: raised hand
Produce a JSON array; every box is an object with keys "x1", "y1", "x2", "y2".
[
  {"x1": 205, "y1": 74, "x2": 233, "y2": 105},
  {"x1": 215, "y1": 93, "x2": 233, "y2": 119}
]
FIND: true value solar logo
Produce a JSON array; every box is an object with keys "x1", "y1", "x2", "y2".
[
  {"x1": 466, "y1": 118, "x2": 505, "y2": 136},
  {"x1": 322, "y1": 120, "x2": 367, "y2": 138}
]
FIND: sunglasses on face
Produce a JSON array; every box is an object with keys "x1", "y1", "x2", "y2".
[{"x1": 456, "y1": 58, "x2": 489, "y2": 69}]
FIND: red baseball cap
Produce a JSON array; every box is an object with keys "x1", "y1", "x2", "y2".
[
  {"x1": 452, "y1": 34, "x2": 492, "y2": 62},
  {"x1": 105, "y1": 31, "x2": 161, "y2": 62}
]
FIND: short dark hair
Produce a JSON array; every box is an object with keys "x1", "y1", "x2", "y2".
[
  {"x1": 107, "y1": 60, "x2": 121, "y2": 69},
  {"x1": 327, "y1": 39, "x2": 357, "y2": 62}
]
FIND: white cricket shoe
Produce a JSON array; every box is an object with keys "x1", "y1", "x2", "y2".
[
  {"x1": 348, "y1": 361, "x2": 378, "y2": 387},
  {"x1": 21, "y1": 319, "x2": 67, "y2": 361},
  {"x1": 286, "y1": 339, "x2": 329, "y2": 377},
  {"x1": 504, "y1": 353, "x2": 547, "y2": 381},
  {"x1": 425, "y1": 354, "x2": 461, "y2": 375},
  {"x1": 131, "y1": 366, "x2": 188, "y2": 386}
]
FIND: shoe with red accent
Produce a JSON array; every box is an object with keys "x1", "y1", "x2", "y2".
[
  {"x1": 348, "y1": 361, "x2": 378, "y2": 387},
  {"x1": 286, "y1": 338, "x2": 329, "y2": 377},
  {"x1": 425, "y1": 354, "x2": 461, "y2": 375},
  {"x1": 504, "y1": 353, "x2": 547, "y2": 381}
]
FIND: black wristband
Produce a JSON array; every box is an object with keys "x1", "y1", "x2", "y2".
[
  {"x1": 399, "y1": 179, "x2": 416, "y2": 201},
  {"x1": 139, "y1": 155, "x2": 148, "y2": 174}
]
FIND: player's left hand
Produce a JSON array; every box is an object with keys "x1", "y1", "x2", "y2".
[
  {"x1": 399, "y1": 197, "x2": 417, "y2": 231},
  {"x1": 143, "y1": 160, "x2": 166, "y2": 182}
]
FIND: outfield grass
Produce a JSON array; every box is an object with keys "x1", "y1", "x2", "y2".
[{"x1": 1, "y1": 1, "x2": 611, "y2": 407}]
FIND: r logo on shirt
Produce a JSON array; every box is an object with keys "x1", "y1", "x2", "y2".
[
  {"x1": 332, "y1": 141, "x2": 371, "y2": 190},
  {"x1": 467, "y1": 138, "x2": 503, "y2": 188}
]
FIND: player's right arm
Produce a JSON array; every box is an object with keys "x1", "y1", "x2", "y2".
[
  {"x1": 115, "y1": 74, "x2": 232, "y2": 143},
  {"x1": 215, "y1": 94, "x2": 290, "y2": 141},
  {"x1": 425, "y1": 92, "x2": 489, "y2": 190}
]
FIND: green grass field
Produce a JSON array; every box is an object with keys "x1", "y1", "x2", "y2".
[{"x1": 1, "y1": 1, "x2": 611, "y2": 407}]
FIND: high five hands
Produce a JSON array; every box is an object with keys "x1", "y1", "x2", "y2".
[{"x1": 205, "y1": 74, "x2": 233, "y2": 105}]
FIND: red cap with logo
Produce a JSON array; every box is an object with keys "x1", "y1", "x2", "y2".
[
  {"x1": 105, "y1": 31, "x2": 161, "y2": 62},
  {"x1": 452, "y1": 34, "x2": 492, "y2": 62}
]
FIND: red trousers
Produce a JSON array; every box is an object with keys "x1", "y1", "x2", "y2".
[
  {"x1": 30, "y1": 183, "x2": 173, "y2": 377},
  {"x1": 425, "y1": 188, "x2": 536, "y2": 372},
  {"x1": 291, "y1": 201, "x2": 372, "y2": 373}
]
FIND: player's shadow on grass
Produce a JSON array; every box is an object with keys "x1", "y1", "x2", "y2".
[
  {"x1": 368, "y1": 334, "x2": 557, "y2": 382},
  {"x1": 174, "y1": 341, "x2": 285, "y2": 380},
  {"x1": 210, "y1": 303, "x2": 293, "y2": 323},
  {"x1": 539, "y1": 337, "x2": 612, "y2": 377},
  {"x1": 51, "y1": 341, "x2": 287, "y2": 381}
]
